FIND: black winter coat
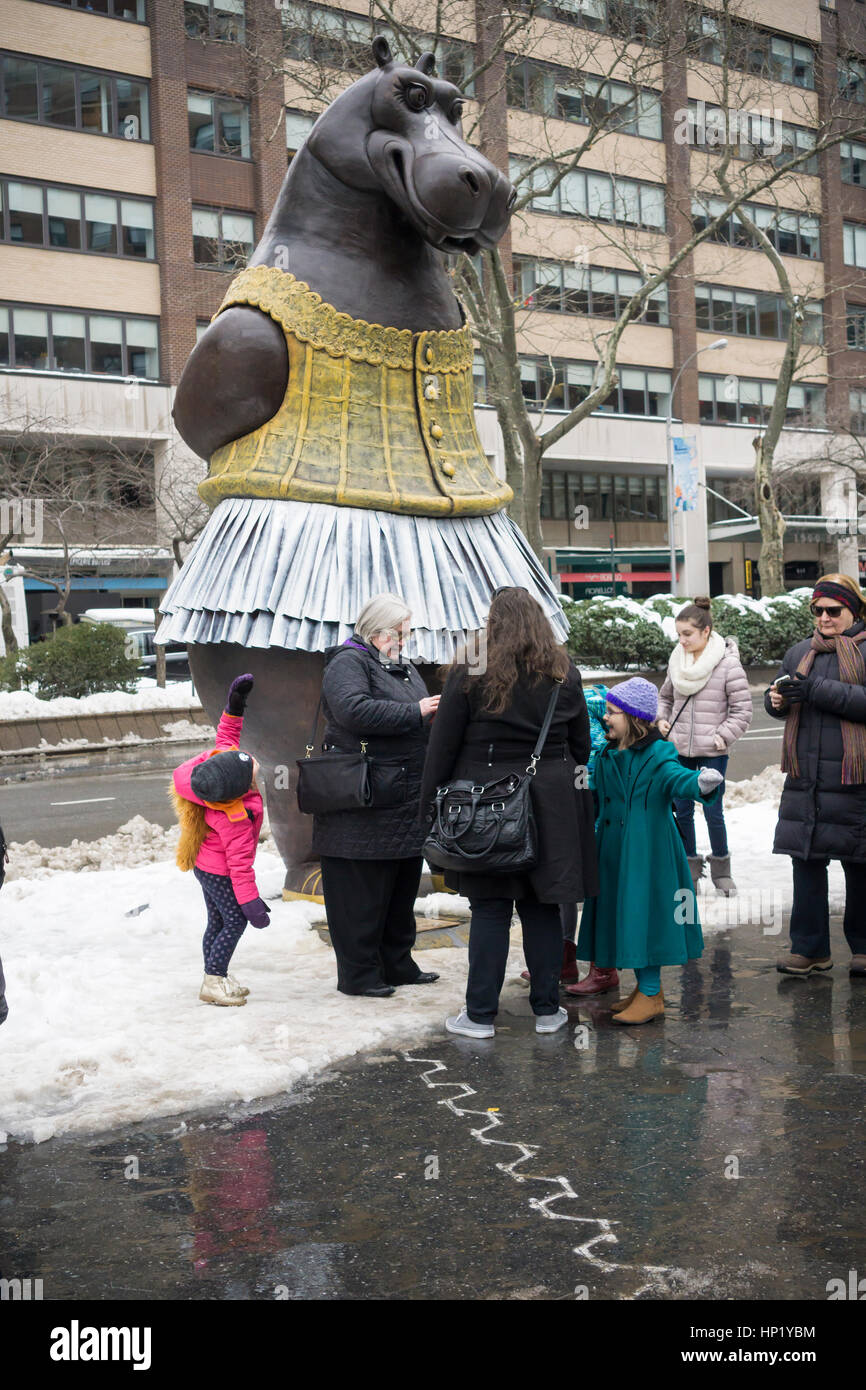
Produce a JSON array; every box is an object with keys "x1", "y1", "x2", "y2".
[
  {"x1": 420, "y1": 663, "x2": 599, "y2": 902},
  {"x1": 766, "y1": 620, "x2": 866, "y2": 861},
  {"x1": 312, "y1": 638, "x2": 431, "y2": 860}
]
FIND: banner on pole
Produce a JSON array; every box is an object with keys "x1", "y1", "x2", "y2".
[{"x1": 672, "y1": 435, "x2": 699, "y2": 512}]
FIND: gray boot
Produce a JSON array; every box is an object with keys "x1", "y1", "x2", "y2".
[
  {"x1": 708, "y1": 854, "x2": 736, "y2": 896},
  {"x1": 687, "y1": 855, "x2": 706, "y2": 894}
]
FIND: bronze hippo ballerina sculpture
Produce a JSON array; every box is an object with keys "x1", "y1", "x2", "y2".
[{"x1": 159, "y1": 38, "x2": 568, "y2": 893}]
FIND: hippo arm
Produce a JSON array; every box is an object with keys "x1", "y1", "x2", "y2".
[{"x1": 172, "y1": 306, "x2": 289, "y2": 461}]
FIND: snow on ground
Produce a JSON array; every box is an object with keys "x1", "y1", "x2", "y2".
[
  {"x1": 0, "y1": 767, "x2": 845, "y2": 1146},
  {"x1": 0, "y1": 679, "x2": 201, "y2": 721}
]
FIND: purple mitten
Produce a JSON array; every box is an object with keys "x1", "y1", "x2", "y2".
[
  {"x1": 227, "y1": 673, "x2": 254, "y2": 716},
  {"x1": 240, "y1": 897, "x2": 270, "y2": 929}
]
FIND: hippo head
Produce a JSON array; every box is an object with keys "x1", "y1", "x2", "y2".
[{"x1": 306, "y1": 37, "x2": 516, "y2": 255}]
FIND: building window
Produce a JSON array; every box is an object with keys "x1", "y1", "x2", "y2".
[
  {"x1": 681, "y1": 102, "x2": 818, "y2": 174},
  {"x1": 196, "y1": 320, "x2": 211, "y2": 343},
  {"x1": 839, "y1": 56, "x2": 866, "y2": 104},
  {"x1": 541, "y1": 467, "x2": 666, "y2": 522},
  {"x1": 696, "y1": 284, "x2": 822, "y2": 343},
  {"x1": 520, "y1": 357, "x2": 670, "y2": 417},
  {"x1": 847, "y1": 305, "x2": 866, "y2": 350},
  {"x1": 507, "y1": 59, "x2": 662, "y2": 138},
  {"x1": 192, "y1": 206, "x2": 254, "y2": 268},
  {"x1": 514, "y1": 257, "x2": 669, "y2": 324},
  {"x1": 511, "y1": 157, "x2": 665, "y2": 231},
  {"x1": 286, "y1": 108, "x2": 315, "y2": 160},
  {"x1": 188, "y1": 90, "x2": 250, "y2": 158},
  {"x1": 184, "y1": 0, "x2": 245, "y2": 42},
  {"x1": 0, "y1": 53, "x2": 150, "y2": 140},
  {"x1": 841, "y1": 140, "x2": 866, "y2": 185},
  {"x1": 850, "y1": 388, "x2": 866, "y2": 434},
  {"x1": 0, "y1": 179, "x2": 155, "y2": 259},
  {"x1": 472, "y1": 352, "x2": 487, "y2": 404},
  {"x1": 0, "y1": 303, "x2": 159, "y2": 378},
  {"x1": 696, "y1": 15, "x2": 815, "y2": 89},
  {"x1": 31, "y1": 0, "x2": 146, "y2": 19},
  {"x1": 844, "y1": 222, "x2": 866, "y2": 268},
  {"x1": 699, "y1": 374, "x2": 825, "y2": 427},
  {"x1": 282, "y1": 4, "x2": 475, "y2": 91},
  {"x1": 692, "y1": 197, "x2": 820, "y2": 260}
]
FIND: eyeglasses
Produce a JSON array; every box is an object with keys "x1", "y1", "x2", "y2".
[{"x1": 810, "y1": 603, "x2": 845, "y2": 618}]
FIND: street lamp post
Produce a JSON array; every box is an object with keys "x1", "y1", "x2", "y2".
[{"x1": 666, "y1": 338, "x2": 728, "y2": 596}]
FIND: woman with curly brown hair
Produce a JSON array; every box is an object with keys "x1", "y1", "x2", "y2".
[{"x1": 420, "y1": 588, "x2": 599, "y2": 1038}]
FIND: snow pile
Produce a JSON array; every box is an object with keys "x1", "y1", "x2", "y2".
[
  {"x1": 5, "y1": 815, "x2": 278, "y2": 881},
  {"x1": 0, "y1": 853, "x2": 481, "y2": 1144},
  {"x1": 587, "y1": 592, "x2": 679, "y2": 640},
  {"x1": 0, "y1": 680, "x2": 202, "y2": 721},
  {"x1": 160, "y1": 718, "x2": 213, "y2": 741},
  {"x1": 726, "y1": 764, "x2": 786, "y2": 806}
]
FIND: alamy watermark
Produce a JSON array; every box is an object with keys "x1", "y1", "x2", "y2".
[
  {"x1": 674, "y1": 100, "x2": 784, "y2": 158},
  {"x1": 0, "y1": 498, "x2": 44, "y2": 544},
  {"x1": 675, "y1": 887, "x2": 784, "y2": 934}
]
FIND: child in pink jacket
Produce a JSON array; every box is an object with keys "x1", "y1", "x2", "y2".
[{"x1": 172, "y1": 674, "x2": 269, "y2": 1007}]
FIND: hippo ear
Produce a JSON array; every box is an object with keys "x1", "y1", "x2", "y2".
[
  {"x1": 416, "y1": 51, "x2": 437, "y2": 76},
  {"x1": 372, "y1": 35, "x2": 393, "y2": 68}
]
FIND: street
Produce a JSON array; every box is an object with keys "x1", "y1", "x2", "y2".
[
  {"x1": 0, "y1": 911, "x2": 862, "y2": 1300},
  {"x1": 0, "y1": 696, "x2": 782, "y2": 848}
]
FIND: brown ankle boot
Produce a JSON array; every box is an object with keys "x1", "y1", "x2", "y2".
[{"x1": 611, "y1": 990, "x2": 665, "y2": 1025}]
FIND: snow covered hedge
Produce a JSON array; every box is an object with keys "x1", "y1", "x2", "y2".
[
  {"x1": 562, "y1": 589, "x2": 813, "y2": 670},
  {"x1": 0, "y1": 622, "x2": 139, "y2": 699}
]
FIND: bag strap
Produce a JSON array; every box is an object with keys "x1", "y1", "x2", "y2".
[
  {"x1": 526, "y1": 678, "x2": 564, "y2": 775},
  {"x1": 305, "y1": 697, "x2": 324, "y2": 757},
  {"x1": 665, "y1": 692, "x2": 694, "y2": 737}
]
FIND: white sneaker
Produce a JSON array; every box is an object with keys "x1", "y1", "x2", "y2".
[
  {"x1": 445, "y1": 1010, "x2": 495, "y2": 1039},
  {"x1": 536, "y1": 1006, "x2": 568, "y2": 1034},
  {"x1": 226, "y1": 974, "x2": 250, "y2": 997},
  {"x1": 200, "y1": 974, "x2": 246, "y2": 1006}
]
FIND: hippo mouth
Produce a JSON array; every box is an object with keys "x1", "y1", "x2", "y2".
[{"x1": 367, "y1": 133, "x2": 494, "y2": 254}]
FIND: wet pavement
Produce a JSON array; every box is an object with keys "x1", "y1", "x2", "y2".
[{"x1": 1, "y1": 914, "x2": 864, "y2": 1301}]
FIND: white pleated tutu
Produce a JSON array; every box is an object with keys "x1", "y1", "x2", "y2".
[{"x1": 158, "y1": 497, "x2": 568, "y2": 665}]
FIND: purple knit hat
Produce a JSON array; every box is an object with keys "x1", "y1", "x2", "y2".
[{"x1": 607, "y1": 677, "x2": 658, "y2": 722}]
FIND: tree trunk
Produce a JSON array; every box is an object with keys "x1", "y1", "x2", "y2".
[
  {"x1": 154, "y1": 608, "x2": 166, "y2": 689},
  {"x1": 523, "y1": 439, "x2": 544, "y2": 559},
  {"x1": 754, "y1": 436, "x2": 787, "y2": 596},
  {"x1": 0, "y1": 585, "x2": 19, "y2": 657}
]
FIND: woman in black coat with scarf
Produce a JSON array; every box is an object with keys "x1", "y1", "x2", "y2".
[
  {"x1": 314, "y1": 592, "x2": 441, "y2": 997},
  {"x1": 420, "y1": 587, "x2": 599, "y2": 1038},
  {"x1": 766, "y1": 574, "x2": 866, "y2": 978}
]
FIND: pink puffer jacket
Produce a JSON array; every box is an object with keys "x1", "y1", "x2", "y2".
[
  {"x1": 173, "y1": 710, "x2": 264, "y2": 905},
  {"x1": 657, "y1": 636, "x2": 753, "y2": 757}
]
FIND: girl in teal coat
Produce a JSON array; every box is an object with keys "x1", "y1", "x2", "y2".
[{"x1": 577, "y1": 677, "x2": 723, "y2": 1024}]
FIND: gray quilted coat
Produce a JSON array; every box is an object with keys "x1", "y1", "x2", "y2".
[
  {"x1": 311, "y1": 637, "x2": 431, "y2": 860},
  {"x1": 658, "y1": 636, "x2": 752, "y2": 757}
]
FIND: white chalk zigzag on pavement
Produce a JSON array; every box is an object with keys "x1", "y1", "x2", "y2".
[{"x1": 402, "y1": 1051, "x2": 712, "y2": 1299}]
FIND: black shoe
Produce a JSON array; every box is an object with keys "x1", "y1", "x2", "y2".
[
  {"x1": 410, "y1": 971, "x2": 440, "y2": 985},
  {"x1": 360, "y1": 985, "x2": 396, "y2": 998}
]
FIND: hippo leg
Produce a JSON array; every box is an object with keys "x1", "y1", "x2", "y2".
[{"x1": 188, "y1": 644, "x2": 324, "y2": 896}]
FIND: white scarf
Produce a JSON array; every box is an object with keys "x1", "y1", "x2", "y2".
[{"x1": 668, "y1": 629, "x2": 728, "y2": 696}]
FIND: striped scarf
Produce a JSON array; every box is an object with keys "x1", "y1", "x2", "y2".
[{"x1": 782, "y1": 629, "x2": 866, "y2": 784}]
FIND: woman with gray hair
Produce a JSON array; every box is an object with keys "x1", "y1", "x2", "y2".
[{"x1": 313, "y1": 593, "x2": 442, "y2": 996}]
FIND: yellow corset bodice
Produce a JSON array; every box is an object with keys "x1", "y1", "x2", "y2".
[{"x1": 199, "y1": 265, "x2": 512, "y2": 517}]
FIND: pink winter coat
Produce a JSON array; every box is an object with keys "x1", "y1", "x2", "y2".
[
  {"x1": 173, "y1": 710, "x2": 264, "y2": 905},
  {"x1": 657, "y1": 636, "x2": 753, "y2": 758}
]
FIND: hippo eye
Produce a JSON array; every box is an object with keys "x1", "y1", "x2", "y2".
[
  {"x1": 404, "y1": 82, "x2": 430, "y2": 112},
  {"x1": 450, "y1": 99, "x2": 465, "y2": 123}
]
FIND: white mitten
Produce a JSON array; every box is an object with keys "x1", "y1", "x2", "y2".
[{"x1": 697, "y1": 767, "x2": 724, "y2": 794}]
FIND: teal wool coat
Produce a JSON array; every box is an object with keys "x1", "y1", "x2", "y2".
[{"x1": 577, "y1": 729, "x2": 718, "y2": 970}]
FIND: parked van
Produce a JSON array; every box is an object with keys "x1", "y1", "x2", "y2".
[{"x1": 80, "y1": 610, "x2": 189, "y2": 676}]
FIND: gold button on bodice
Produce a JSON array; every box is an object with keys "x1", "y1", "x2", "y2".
[{"x1": 430, "y1": 424, "x2": 444, "y2": 440}]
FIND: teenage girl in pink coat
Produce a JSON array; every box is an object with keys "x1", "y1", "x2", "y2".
[{"x1": 172, "y1": 674, "x2": 269, "y2": 1006}]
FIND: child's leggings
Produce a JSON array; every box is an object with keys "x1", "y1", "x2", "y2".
[
  {"x1": 635, "y1": 966, "x2": 661, "y2": 997},
  {"x1": 194, "y1": 867, "x2": 247, "y2": 976}
]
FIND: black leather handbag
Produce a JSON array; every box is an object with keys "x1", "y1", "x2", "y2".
[
  {"x1": 423, "y1": 679, "x2": 563, "y2": 874},
  {"x1": 296, "y1": 700, "x2": 411, "y2": 814}
]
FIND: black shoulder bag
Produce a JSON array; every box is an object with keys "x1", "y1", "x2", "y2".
[
  {"x1": 423, "y1": 679, "x2": 563, "y2": 875},
  {"x1": 296, "y1": 696, "x2": 371, "y2": 814}
]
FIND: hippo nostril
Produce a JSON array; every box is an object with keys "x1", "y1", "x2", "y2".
[{"x1": 460, "y1": 168, "x2": 482, "y2": 197}]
